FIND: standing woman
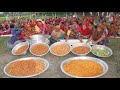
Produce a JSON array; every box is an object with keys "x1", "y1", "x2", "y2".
[{"x1": 86, "y1": 26, "x2": 108, "y2": 45}]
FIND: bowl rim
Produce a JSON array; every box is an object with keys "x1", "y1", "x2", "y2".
[
  {"x1": 60, "y1": 39, "x2": 93, "y2": 46},
  {"x1": 29, "y1": 34, "x2": 44, "y2": 37},
  {"x1": 91, "y1": 45, "x2": 113, "y2": 57},
  {"x1": 3, "y1": 57, "x2": 49, "y2": 78},
  {"x1": 71, "y1": 43, "x2": 92, "y2": 55},
  {"x1": 49, "y1": 42, "x2": 71, "y2": 56},
  {"x1": 11, "y1": 41, "x2": 29, "y2": 55},
  {"x1": 30, "y1": 34, "x2": 51, "y2": 39},
  {"x1": 44, "y1": 35, "x2": 51, "y2": 38},
  {"x1": 60, "y1": 56, "x2": 109, "y2": 78},
  {"x1": 29, "y1": 42, "x2": 50, "y2": 56}
]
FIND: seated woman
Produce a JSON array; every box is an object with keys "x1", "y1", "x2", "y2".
[
  {"x1": 60, "y1": 22, "x2": 65, "y2": 31},
  {"x1": 64, "y1": 22, "x2": 69, "y2": 33},
  {"x1": 88, "y1": 16, "x2": 94, "y2": 23},
  {"x1": 0, "y1": 24, "x2": 11, "y2": 35},
  {"x1": 7, "y1": 28, "x2": 25, "y2": 50},
  {"x1": 49, "y1": 25, "x2": 65, "y2": 44},
  {"x1": 29, "y1": 19, "x2": 36, "y2": 28},
  {"x1": 44, "y1": 22, "x2": 51, "y2": 35},
  {"x1": 86, "y1": 26, "x2": 108, "y2": 45},
  {"x1": 101, "y1": 24, "x2": 108, "y2": 36},
  {"x1": 78, "y1": 24, "x2": 92, "y2": 39},
  {"x1": 108, "y1": 22, "x2": 118, "y2": 37},
  {"x1": 35, "y1": 19, "x2": 45, "y2": 34},
  {"x1": 88, "y1": 22, "x2": 94, "y2": 32},
  {"x1": 66, "y1": 25, "x2": 83, "y2": 42}
]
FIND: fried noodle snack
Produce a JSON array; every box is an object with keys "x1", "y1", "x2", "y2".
[
  {"x1": 51, "y1": 44, "x2": 70, "y2": 55},
  {"x1": 72, "y1": 46, "x2": 90, "y2": 54},
  {"x1": 15, "y1": 45, "x2": 28, "y2": 54},
  {"x1": 64, "y1": 60, "x2": 103, "y2": 77},
  {"x1": 31, "y1": 44, "x2": 49, "y2": 55},
  {"x1": 7, "y1": 59, "x2": 45, "y2": 76}
]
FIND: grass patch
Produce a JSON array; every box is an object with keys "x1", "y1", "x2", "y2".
[{"x1": 0, "y1": 37, "x2": 9, "y2": 55}]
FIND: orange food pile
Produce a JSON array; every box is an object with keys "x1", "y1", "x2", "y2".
[
  {"x1": 64, "y1": 60, "x2": 103, "y2": 77},
  {"x1": 15, "y1": 45, "x2": 28, "y2": 54},
  {"x1": 6, "y1": 59, "x2": 45, "y2": 76},
  {"x1": 72, "y1": 46, "x2": 90, "y2": 54},
  {"x1": 31, "y1": 44, "x2": 49, "y2": 55},
  {"x1": 51, "y1": 44, "x2": 70, "y2": 55}
]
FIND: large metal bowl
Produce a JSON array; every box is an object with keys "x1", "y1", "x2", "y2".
[
  {"x1": 30, "y1": 34, "x2": 51, "y2": 40},
  {"x1": 29, "y1": 34, "x2": 50, "y2": 45},
  {"x1": 29, "y1": 34, "x2": 45, "y2": 40},
  {"x1": 50, "y1": 42, "x2": 71, "y2": 56},
  {"x1": 71, "y1": 43, "x2": 92, "y2": 56},
  {"x1": 3, "y1": 57, "x2": 49, "y2": 78},
  {"x1": 29, "y1": 42, "x2": 50, "y2": 56},
  {"x1": 61, "y1": 56, "x2": 108, "y2": 78},
  {"x1": 12, "y1": 41, "x2": 29, "y2": 55},
  {"x1": 91, "y1": 45, "x2": 113, "y2": 57},
  {"x1": 44, "y1": 35, "x2": 51, "y2": 39},
  {"x1": 28, "y1": 39, "x2": 50, "y2": 46}
]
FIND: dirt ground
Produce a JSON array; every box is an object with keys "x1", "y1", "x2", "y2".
[{"x1": 0, "y1": 37, "x2": 120, "y2": 78}]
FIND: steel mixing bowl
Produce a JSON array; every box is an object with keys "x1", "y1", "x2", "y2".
[
  {"x1": 12, "y1": 41, "x2": 29, "y2": 55},
  {"x1": 4, "y1": 57, "x2": 49, "y2": 78},
  {"x1": 49, "y1": 42, "x2": 71, "y2": 56},
  {"x1": 91, "y1": 45, "x2": 113, "y2": 57},
  {"x1": 71, "y1": 43, "x2": 92, "y2": 56},
  {"x1": 29, "y1": 42, "x2": 50, "y2": 56},
  {"x1": 61, "y1": 56, "x2": 108, "y2": 78}
]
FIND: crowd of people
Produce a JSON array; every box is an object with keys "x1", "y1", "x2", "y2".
[{"x1": 0, "y1": 14, "x2": 120, "y2": 49}]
